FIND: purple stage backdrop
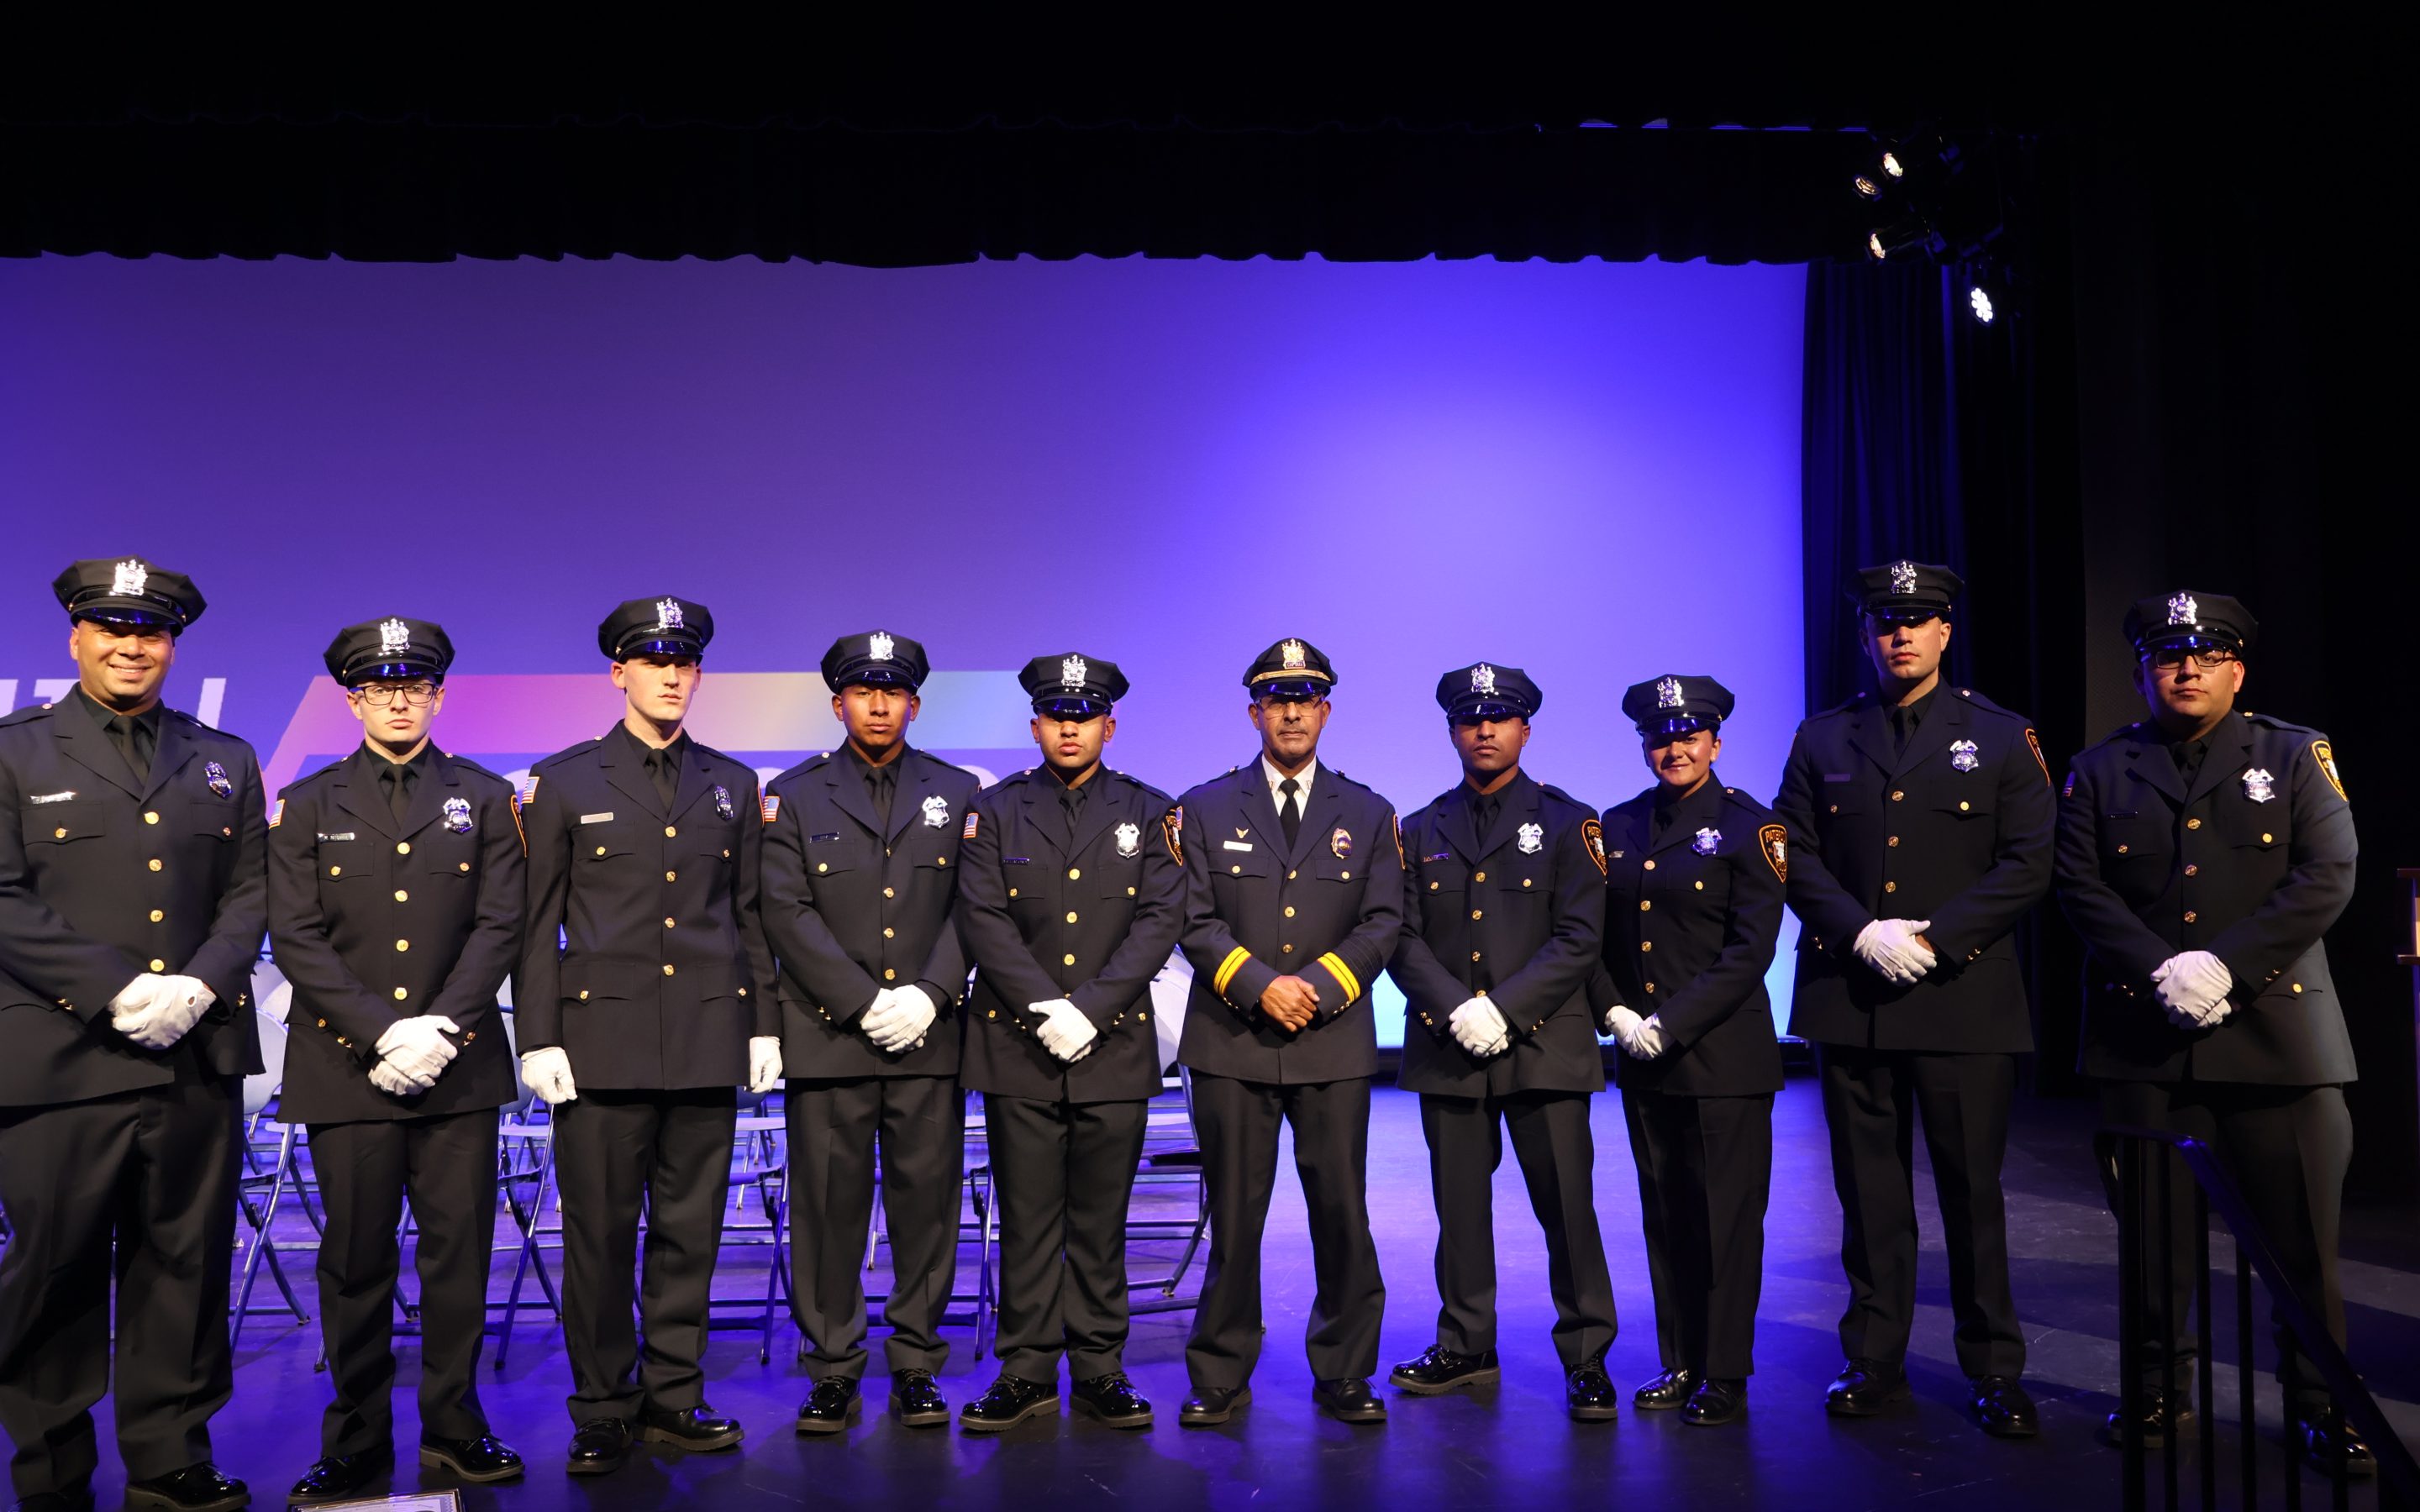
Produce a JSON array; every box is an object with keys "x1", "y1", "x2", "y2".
[{"x1": 0, "y1": 254, "x2": 1806, "y2": 1042}]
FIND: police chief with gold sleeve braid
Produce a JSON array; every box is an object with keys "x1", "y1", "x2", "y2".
[
  {"x1": 951, "y1": 654, "x2": 1186, "y2": 1434},
  {"x1": 268, "y1": 617, "x2": 527, "y2": 1503},
  {"x1": 0, "y1": 558, "x2": 266, "y2": 1512},
  {"x1": 1387, "y1": 661, "x2": 1618, "y2": 1422},
  {"x1": 1173, "y1": 638, "x2": 1402, "y2": 1428},
  {"x1": 513, "y1": 596, "x2": 781, "y2": 1476}
]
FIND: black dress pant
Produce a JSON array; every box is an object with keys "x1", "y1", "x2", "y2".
[
  {"x1": 983, "y1": 1095, "x2": 1149, "y2": 1384},
  {"x1": 2097, "y1": 1079, "x2": 2352, "y2": 1409},
  {"x1": 1623, "y1": 1089, "x2": 1772, "y2": 1378},
  {"x1": 1184, "y1": 1074, "x2": 1385, "y2": 1389},
  {"x1": 552, "y1": 1087, "x2": 737, "y2": 1424},
  {"x1": 0, "y1": 1079, "x2": 240, "y2": 1498},
  {"x1": 786, "y1": 1075, "x2": 964, "y2": 1381},
  {"x1": 1419, "y1": 1089, "x2": 1617, "y2": 1369},
  {"x1": 307, "y1": 1108, "x2": 501, "y2": 1455},
  {"x1": 1816, "y1": 1046, "x2": 2025, "y2": 1378}
]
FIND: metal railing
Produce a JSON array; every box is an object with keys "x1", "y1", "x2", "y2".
[{"x1": 2102, "y1": 1126, "x2": 2417, "y2": 1511}]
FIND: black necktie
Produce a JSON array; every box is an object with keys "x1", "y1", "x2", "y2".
[
  {"x1": 1058, "y1": 779, "x2": 1085, "y2": 842},
  {"x1": 1475, "y1": 793, "x2": 1500, "y2": 844},
  {"x1": 1891, "y1": 704, "x2": 1915, "y2": 756},
  {"x1": 1652, "y1": 801, "x2": 1676, "y2": 840},
  {"x1": 107, "y1": 715, "x2": 151, "y2": 784},
  {"x1": 644, "y1": 748, "x2": 677, "y2": 811},
  {"x1": 868, "y1": 762, "x2": 896, "y2": 829},
  {"x1": 1278, "y1": 777, "x2": 1302, "y2": 847},
  {"x1": 378, "y1": 762, "x2": 413, "y2": 823},
  {"x1": 2173, "y1": 738, "x2": 2207, "y2": 790}
]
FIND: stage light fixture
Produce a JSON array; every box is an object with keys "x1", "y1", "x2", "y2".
[
  {"x1": 1865, "y1": 217, "x2": 1936, "y2": 261},
  {"x1": 1854, "y1": 173, "x2": 1884, "y2": 200},
  {"x1": 1881, "y1": 151, "x2": 1905, "y2": 179},
  {"x1": 1969, "y1": 285, "x2": 1996, "y2": 323}
]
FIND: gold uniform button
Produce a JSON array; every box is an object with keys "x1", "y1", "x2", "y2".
[
  {"x1": 149, "y1": 909, "x2": 164, "y2": 922},
  {"x1": 1643, "y1": 860, "x2": 1656, "y2": 872},
  {"x1": 1428, "y1": 881, "x2": 1439, "y2": 891},
  {"x1": 1065, "y1": 911, "x2": 1078, "y2": 924},
  {"x1": 2260, "y1": 832, "x2": 2273, "y2": 843},
  {"x1": 1523, "y1": 878, "x2": 1533, "y2": 888},
  {"x1": 1891, "y1": 791, "x2": 1905, "y2": 802},
  {"x1": 144, "y1": 812, "x2": 159, "y2": 825},
  {"x1": 149, "y1": 958, "x2": 166, "y2": 971},
  {"x1": 579, "y1": 990, "x2": 591, "y2": 1000},
  {"x1": 2183, "y1": 911, "x2": 2197, "y2": 924},
  {"x1": 397, "y1": 842, "x2": 411, "y2": 854},
  {"x1": 1470, "y1": 909, "x2": 1483, "y2": 921},
  {"x1": 1470, "y1": 950, "x2": 1481, "y2": 961},
  {"x1": 2183, "y1": 864, "x2": 2197, "y2": 877},
  {"x1": 1284, "y1": 906, "x2": 1297, "y2": 918},
  {"x1": 54, "y1": 827, "x2": 66, "y2": 839},
  {"x1": 1639, "y1": 901, "x2": 1652, "y2": 912},
  {"x1": 884, "y1": 927, "x2": 896, "y2": 938},
  {"x1": 937, "y1": 857, "x2": 948, "y2": 867},
  {"x1": 664, "y1": 917, "x2": 676, "y2": 928},
  {"x1": 1127, "y1": 886, "x2": 1137, "y2": 896},
  {"x1": 1829, "y1": 804, "x2": 1839, "y2": 814},
  {"x1": 1694, "y1": 880, "x2": 1705, "y2": 890},
  {"x1": 2117, "y1": 844, "x2": 2130, "y2": 854},
  {"x1": 987, "y1": 1010, "x2": 997, "y2": 1019},
  {"x1": 222, "y1": 827, "x2": 232, "y2": 837},
  {"x1": 395, "y1": 939, "x2": 410, "y2": 952},
  {"x1": 1138, "y1": 1011, "x2": 1148, "y2": 1022},
  {"x1": 2186, "y1": 817, "x2": 2202, "y2": 831},
  {"x1": 1067, "y1": 868, "x2": 1081, "y2": 880},
  {"x1": 329, "y1": 866, "x2": 341, "y2": 877},
  {"x1": 148, "y1": 858, "x2": 162, "y2": 872},
  {"x1": 392, "y1": 986, "x2": 409, "y2": 1000},
  {"x1": 883, "y1": 886, "x2": 896, "y2": 899},
  {"x1": 817, "y1": 862, "x2": 829, "y2": 874},
  {"x1": 883, "y1": 969, "x2": 897, "y2": 981},
  {"x1": 1884, "y1": 881, "x2": 1898, "y2": 893},
  {"x1": 722, "y1": 848, "x2": 730, "y2": 858},
  {"x1": 1959, "y1": 801, "x2": 1970, "y2": 811},
  {"x1": 1009, "y1": 887, "x2": 1019, "y2": 898},
  {"x1": 666, "y1": 870, "x2": 677, "y2": 882},
  {"x1": 1288, "y1": 869, "x2": 1298, "y2": 880},
  {"x1": 1231, "y1": 864, "x2": 1243, "y2": 875},
  {"x1": 1474, "y1": 871, "x2": 1487, "y2": 883},
  {"x1": 394, "y1": 890, "x2": 409, "y2": 902},
  {"x1": 662, "y1": 963, "x2": 676, "y2": 976},
  {"x1": 459, "y1": 862, "x2": 471, "y2": 872},
  {"x1": 596, "y1": 846, "x2": 608, "y2": 856},
  {"x1": 665, "y1": 826, "x2": 677, "y2": 838},
  {"x1": 1281, "y1": 944, "x2": 1293, "y2": 954},
  {"x1": 1888, "y1": 836, "x2": 1901, "y2": 848},
  {"x1": 1062, "y1": 953, "x2": 1077, "y2": 965},
  {"x1": 1644, "y1": 981, "x2": 1656, "y2": 993},
  {"x1": 2291, "y1": 983, "x2": 2303, "y2": 994},
  {"x1": 1341, "y1": 870, "x2": 1351, "y2": 880}
]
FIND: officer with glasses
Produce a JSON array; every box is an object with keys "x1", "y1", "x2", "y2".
[{"x1": 2055, "y1": 591, "x2": 2370, "y2": 1477}]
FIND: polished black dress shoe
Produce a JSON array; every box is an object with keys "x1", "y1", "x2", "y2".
[
  {"x1": 1823, "y1": 1358, "x2": 1911, "y2": 1416},
  {"x1": 796, "y1": 1375, "x2": 864, "y2": 1436},
  {"x1": 639, "y1": 1403, "x2": 744, "y2": 1452},
  {"x1": 2098, "y1": 1386, "x2": 2194, "y2": 1449},
  {"x1": 287, "y1": 1449, "x2": 391, "y2": 1504},
  {"x1": 1071, "y1": 1372, "x2": 1155, "y2": 1429},
  {"x1": 1314, "y1": 1377, "x2": 1388, "y2": 1424},
  {"x1": 13, "y1": 1492, "x2": 95, "y2": 1512},
  {"x1": 1969, "y1": 1375, "x2": 2039, "y2": 1439},
  {"x1": 892, "y1": 1368, "x2": 950, "y2": 1428},
  {"x1": 1567, "y1": 1356, "x2": 1619, "y2": 1422},
  {"x1": 960, "y1": 1373, "x2": 1060, "y2": 1432},
  {"x1": 1682, "y1": 1377, "x2": 1749, "y2": 1427},
  {"x1": 2296, "y1": 1406, "x2": 2376, "y2": 1478},
  {"x1": 1388, "y1": 1345, "x2": 1500, "y2": 1395},
  {"x1": 1633, "y1": 1366, "x2": 1699, "y2": 1410},
  {"x1": 122, "y1": 1463, "x2": 249, "y2": 1512},
  {"x1": 566, "y1": 1417, "x2": 634, "y2": 1475},
  {"x1": 1179, "y1": 1384, "x2": 1252, "y2": 1427},
  {"x1": 420, "y1": 1433, "x2": 525, "y2": 1482}
]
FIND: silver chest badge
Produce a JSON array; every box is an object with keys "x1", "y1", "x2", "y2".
[
  {"x1": 1949, "y1": 738, "x2": 1981, "y2": 773},
  {"x1": 1692, "y1": 827, "x2": 1722, "y2": 856},
  {"x1": 713, "y1": 784, "x2": 734, "y2": 820},
  {"x1": 203, "y1": 760, "x2": 232, "y2": 798},
  {"x1": 922, "y1": 794, "x2": 950, "y2": 828},
  {"x1": 2243, "y1": 768, "x2": 2276, "y2": 804},
  {"x1": 1115, "y1": 821, "x2": 1141, "y2": 858},
  {"x1": 443, "y1": 795, "x2": 472, "y2": 833},
  {"x1": 1516, "y1": 821, "x2": 1544, "y2": 854}
]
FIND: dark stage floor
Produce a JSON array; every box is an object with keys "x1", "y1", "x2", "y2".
[{"x1": 96, "y1": 1079, "x2": 2420, "y2": 1509}]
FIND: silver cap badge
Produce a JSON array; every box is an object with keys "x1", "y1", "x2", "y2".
[
  {"x1": 654, "y1": 597, "x2": 684, "y2": 631},
  {"x1": 1281, "y1": 639, "x2": 1307, "y2": 670},
  {"x1": 1890, "y1": 560, "x2": 1918, "y2": 596},
  {"x1": 869, "y1": 631, "x2": 894, "y2": 662},
  {"x1": 1061, "y1": 654, "x2": 1087, "y2": 689},
  {"x1": 378, "y1": 617, "x2": 411, "y2": 655},
  {"x1": 1471, "y1": 663, "x2": 1497, "y2": 696},
  {"x1": 2167, "y1": 592, "x2": 2197, "y2": 627},
  {"x1": 1656, "y1": 676, "x2": 1683, "y2": 709},
  {"x1": 113, "y1": 559, "x2": 148, "y2": 597}
]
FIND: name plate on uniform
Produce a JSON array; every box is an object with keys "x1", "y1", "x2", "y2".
[
  {"x1": 1222, "y1": 840, "x2": 1254, "y2": 852},
  {"x1": 578, "y1": 812, "x2": 615, "y2": 825}
]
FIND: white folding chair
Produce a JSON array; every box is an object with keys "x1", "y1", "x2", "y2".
[
  {"x1": 492, "y1": 1011, "x2": 563, "y2": 1370},
  {"x1": 231, "y1": 1008, "x2": 310, "y2": 1341}
]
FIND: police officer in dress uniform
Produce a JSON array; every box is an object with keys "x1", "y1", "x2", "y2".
[
  {"x1": 0, "y1": 559, "x2": 265, "y2": 1512},
  {"x1": 2055, "y1": 592, "x2": 2372, "y2": 1477},
  {"x1": 951, "y1": 654, "x2": 1186, "y2": 1433},
  {"x1": 1597, "y1": 676, "x2": 1786, "y2": 1429},
  {"x1": 1174, "y1": 639, "x2": 1402, "y2": 1427},
  {"x1": 268, "y1": 619, "x2": 528, "y2": 1503},
  {"x1": 1770, "y1": 562, "x2": 2049, "y2": 1438},
  {"x1": 1387, "y1": 663, "x2": 1619, "y2": 1420},
  {"x1": 762, "y1": 632, "x2": 978, "y2": 1434},
  {"x1": 515, "y1": 596, "x2": 782, "y2": 1474}
]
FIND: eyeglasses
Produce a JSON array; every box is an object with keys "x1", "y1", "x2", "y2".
[
  {"x1": 351, "y1": 680, "x2": 439, "y2": 706},
  {"x1": 2147, "y1": 648, "x2": 2236, "y2": 672}
]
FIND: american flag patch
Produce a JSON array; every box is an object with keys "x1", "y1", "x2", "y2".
[
  {"x1": 760, "y1": 793, "x2": 781, "y2": 824},
  {"x1": 963, "y1": 811, "x2": 979, "y2": 839},
  {"x1": 518, "y1": 773, "x2": 541, "y2": 805},
  {"x1": 266, "y1": 799, "x2": 284, "y2": 828}
]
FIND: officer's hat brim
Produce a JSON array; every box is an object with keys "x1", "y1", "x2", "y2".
[
  {"x1": 1253, "y1": 679, "x2": 1329, "y2": 702},
  {"x1": 1638, "y1": 716, "x2": 1718, "y2": 738},
  {"x1": 346, "y1": 659, "x2": 445, "y2": 685},
  {"x1": 1034, "y1": 696, "x2": 1112, "y2": 720},
  {"x1": 616, "y1": 636, "x2": 705, "y2": 661},
  {"x1": 2134, "y1": 630, "x2": 2246, "y2": 655},
  {"x1": 71, "y1": 602, "x2": 183, "y2": 632},
  {"x1": 1863, "y1": 605, "x2": 1950, "y2": 626},
  {"x1": 1449, "y1": 700, "x2": 1529, "y2": 722},
  {"x1": 836, "y1": 665, "x2": 918, "y2": 690}
]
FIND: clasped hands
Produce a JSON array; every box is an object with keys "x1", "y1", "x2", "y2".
[
  {"x1": 1853, "y1": 918, "x2": 1938, "y2": 985},
  {"x1": 2151, "y1": 950, "x2": 2233, "y2": 1030},
  {"x1": 860, "y1": 985, "x2": 937, "y2": 1054},
  {"x1": 1028, "y1": 999, "x2": 1098, "y2": 1063},
  {"x1": 1447, "y1": 996, "x2": 1510, "y2": 1058},
  {"x1": 1602, "y1": 1004, "x2": 1668, "y2": 1059},
  {"x1": 1257, "y1": 974, "x2": 1321, "y2": 1032},
  {"x1": 108, "y1": 973, "x2": 215, "y2": 1050}
]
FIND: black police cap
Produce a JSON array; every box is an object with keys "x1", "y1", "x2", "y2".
[
  {"x1": 597, "y1": 596, "x2": 713, "y2": 660},
  {"x1": 324, "y1": 617, "x2": 455, "y2": 686},
  {"x1": 2123, "y1": 590, "x2": 2258, "y2": 656},
  {"x1": 1436, "y1": 661, "x2": 1541, "y2": 722},
  {"x1": 1621, "y1": 674, "x2": 1735, "y2": 738},
  {"x1": 823, "y1": 630, "x2": 929, "y2": 692},
  {"x1": 1019, "y1": 652, "x2": 1128, "y2": 719},
  {"x1": 1243, "y1": 637, "x2": 1336, "y2": 701},
  {"x1": 1849, "y1": 559, "x2": 1964, "y2": 622},
  {"x1": 53, "y1": 556, "x2": 206, "y2": 633}
]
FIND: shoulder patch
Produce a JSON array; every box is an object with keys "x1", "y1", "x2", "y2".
[
  {"x1": 2062, "y1": 769, "x2": 2076, "y2": 799},
  {"x1": 1162, "y1": 806, "x2": 1184, "y2": 865},
  {"x1": 1392, "y1": 812, "x2": 1405, "y2": 867},
  {"x1": 2025, "y1": 728, "x2": 2050, "y2": 785},
  {"x1": 518, "y1": 773, "x2": 541, "y2": 805},
  {"x1": 762, "y1": 793, "x2": 782, "y2": 825},
  {"x1": 964, "y1": 809, "x2": 980, "y2": 840},
  {"x1": 1581, "y1": 817, "x2": 1607, "y2": 878},
  {"x1": 1758, "y1": 823, "x2": 1789, "y2": 883},
  {"x1": 266, "y1": 798, "x2": 285, "y2": 828},
  {"x1": 2311, "y1": 739, "x2": 2348, "y2": 801}
]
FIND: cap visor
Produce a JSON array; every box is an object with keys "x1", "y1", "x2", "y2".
[
  {"x1": 351, "y1": 660, "x2": 439, "y2": 683},
  {"x1": 618, "y1": 638, "x2": 702, "y2": 659},
  {"x1": 1450, "y1": 702, "x2": 1524, "y2": 722},
  {"x1": 1034, "y1": 698, "x2": 1109, "y2": 719},
  {"x1": 1255, "y1": 680, "x2": 1327, "y2": 701},
  {"x1": 1639, "y1": 717, "x2": 1712, "y2": 737},
  {"x1": 71, "y1": 604, "x2": 178, "y2": 629}
]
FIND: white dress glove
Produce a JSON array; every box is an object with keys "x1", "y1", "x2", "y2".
[
  {"x1": 369, "y1": 1060, "x2": 424, "y2": 1097},
  {"x1": 2153, "y1": 951, "x2": 2234, "y2": 1029},
  {"x1": 1032, "y1": 999, "x2": 1099, "y2": 1063},
  {"x1": 519, "y1": 1046, "x2": 578, "y2": 1105},
  {"x1": 111, "y1": 974, "x2": 213, "y2": 1049},
  {"x1": 862, "y1": 986, "x2": 939, "y2": 1053},
  {"x1": 1852, "y1": 918, "x2": 1939, "y2": 984},
  {"x1": 375, "y1": 1015, "x2": 461, "y2": 1088},
  {"x1": 1621, "y1": 1012, "x2": 1670, "y2": 1060},
  {"x1": 748, "y1": 1035, "x2": 785, "y2": 1094},
  {"x1": 1603, "y1": 1003, "x2": 1644, "y2": 1041},
  {"x1": 1447, "y1": 997, "x2": 1511, "y2": 1058}
]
